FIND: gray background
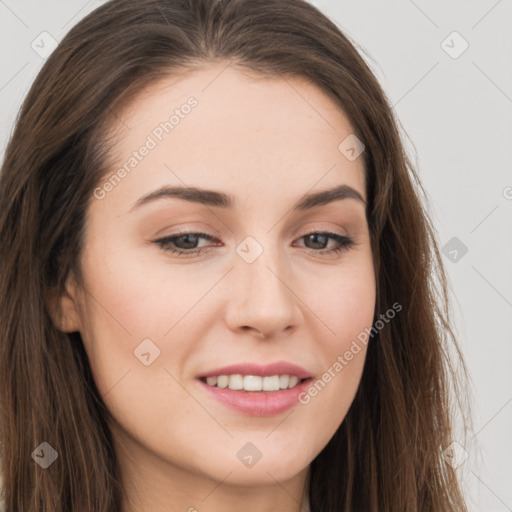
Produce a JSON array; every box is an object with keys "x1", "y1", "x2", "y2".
[{"x1": 1, "y1": 1, "x2": 511, "y2": 510}]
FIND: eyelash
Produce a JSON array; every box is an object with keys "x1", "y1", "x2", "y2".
[{"x1": 154, "y1": 230, "x2": 355, "y2": 257}]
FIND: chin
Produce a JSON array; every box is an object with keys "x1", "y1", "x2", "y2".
[{"x1": 208, "y1": 448, "x2": 310, "y2": 485}]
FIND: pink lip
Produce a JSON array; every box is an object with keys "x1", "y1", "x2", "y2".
[
  {"x1": 197, "y1": 361, "x2": 311, "y2": 379},
  {"x1": 197, "y1": 377, "x2": 313, "y2": 417}
]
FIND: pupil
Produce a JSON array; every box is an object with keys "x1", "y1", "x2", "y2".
[
  {"x1": 307, "y1": 233, "x2": 327, "y2": 249},
  {"x1": 178, "y1": 234, "x2": 198, "y2": 249}
]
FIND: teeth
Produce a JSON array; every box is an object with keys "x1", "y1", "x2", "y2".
[
  {"x1": 262, "y1": 375, "x2": 279, "y2": 391},
  {"x1": 206, "y1": 376, "x2": 218, "y2": 387},
  {"x1": 288, "y1": 376, "x2": 299, "y2": 388},
  {"x1": 228, "y1": 374, "x2": 244, "y2": 390},
  {"x1": 279, "y1": 375, "x2": 289, "y2": 389},
  {"x1": 203, "y1": 374, "x2": 303, "y2": 391},
  {"x1": 245, "y1": 375, "x2": 263, "y2": 391},
  {"x1": 217, "y1": 375, "x2": 228, "y2": 388}
]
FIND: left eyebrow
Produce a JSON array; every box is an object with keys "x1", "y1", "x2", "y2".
[
  {"x1": 128, "y1": 183, "x2": 366, "y2": 213},
  {"x1": 294, "y1": 184, "x2": 366, "y2": 210}
]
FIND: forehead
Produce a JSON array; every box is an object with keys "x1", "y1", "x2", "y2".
[{"x1": 99, "y1": 62, "x2": 366, "y2": 213}]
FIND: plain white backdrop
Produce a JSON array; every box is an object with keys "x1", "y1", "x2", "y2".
[{"x1": 1, "y1": 1, "x2": 511, "y2": 511}]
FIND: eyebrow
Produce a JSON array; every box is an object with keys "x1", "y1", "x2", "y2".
[{"x1": 128, "y1": 183, "x2": 366, "y2": 213}]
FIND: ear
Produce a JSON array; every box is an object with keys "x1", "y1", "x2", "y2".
[{"x1": 46, "y1": 272, "x2": 83, "y2": 333}]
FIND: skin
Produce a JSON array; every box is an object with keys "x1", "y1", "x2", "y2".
[{"x1": 52, "y1": 61, "x2": 376, "y2": 512}]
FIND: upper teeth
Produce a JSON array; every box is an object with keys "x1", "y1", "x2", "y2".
[{"x1": 205, "y1": 374, "x2": 301, "y2": 391}]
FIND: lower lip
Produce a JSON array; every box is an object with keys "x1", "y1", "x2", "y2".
[{"x1": 197, "y1": 378, "x2": 313, "y2": 417}]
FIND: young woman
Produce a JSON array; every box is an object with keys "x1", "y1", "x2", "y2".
[{"x1": 0, "y1": 0, "x2": 470, "y2": 510}]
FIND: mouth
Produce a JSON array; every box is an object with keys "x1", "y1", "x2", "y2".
[
  {"x1": 198, "y1": 374, "x2": 309, "y2": 392},
  {"x1": 195, "y1": 361, "x2": 313, "y2": 416},
  {"x1": 196, "y1": 373, "x2": 314, "y2": 416}
]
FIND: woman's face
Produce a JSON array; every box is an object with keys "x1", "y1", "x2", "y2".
[{"x1": 56, "y1": 62, "x2": 375, "y2": 503}]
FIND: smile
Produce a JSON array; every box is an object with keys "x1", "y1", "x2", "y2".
[{"x1": 200, "y1": 374, "x2": 303, "y2": 391}]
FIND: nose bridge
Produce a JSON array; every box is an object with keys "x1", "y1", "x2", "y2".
[{"x1": 225, "y1": 234, "x2": 301, "y2": 337}]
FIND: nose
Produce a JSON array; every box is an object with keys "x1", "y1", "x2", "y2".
[{"x1": 224, "y1": 241, "x2": 303, "y2": 340}]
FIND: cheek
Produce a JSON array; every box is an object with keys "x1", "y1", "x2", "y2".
[
  {"x1": 74, "y1": 242, "x2": 165, "y2": 397},
  {"x1": 79, "y1": 240, "x2": 190, "y2": 337},
  {"x1": 298, "y1": 258, "x2": 375, "y2": 416},
  {"x1": 316, "y1": 255, "x2": 376, "y2": 347},
  {"x1": 76, "y1": 239, "x2": 220, "y2": 404}
]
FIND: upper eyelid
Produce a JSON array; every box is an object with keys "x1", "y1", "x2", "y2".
[{"x1": 157, "y1": 228, "x2": 349, "y2": 240}]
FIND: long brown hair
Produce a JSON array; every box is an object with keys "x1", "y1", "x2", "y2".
[{"x1": 0, "y1": 0, "x2": 470, "y2": 510}]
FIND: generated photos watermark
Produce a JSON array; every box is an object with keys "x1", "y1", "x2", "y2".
[
  {"x1": 298, "y1": 301, "x2": 402, "y2": 405},
  {"x1": 93, "y1": 96, "x2": 198, "y2": 200}
]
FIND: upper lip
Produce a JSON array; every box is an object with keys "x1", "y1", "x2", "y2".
[{"x1": 197, "y1": 361, "x2": 312, "y2": 380}]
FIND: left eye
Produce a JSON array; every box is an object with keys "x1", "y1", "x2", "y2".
[{"x1": 154, "y1": 231, "x2": 354, "y2": 257}]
